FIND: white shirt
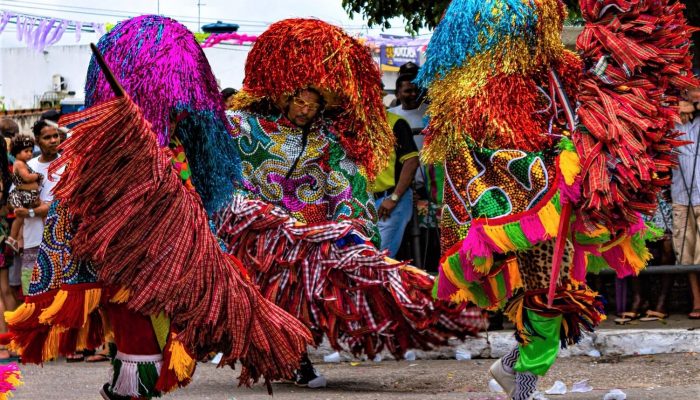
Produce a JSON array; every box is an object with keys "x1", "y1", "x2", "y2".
[
  {"x1": 671, "y1": 117, "x2": 700, "y2": 206},
  {"x1": 23, "y1": 156, "x2": 62, "y2": 249},
  {"x1": 388, "y1": 102, "x2": 429, "y2": 150}
]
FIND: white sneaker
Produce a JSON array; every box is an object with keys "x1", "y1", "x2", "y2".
[
  {"x1": 488, "y1": 359, "x2": 515, "y2": 397},
  {"x1": 307, "y1": 374, "x2": 327, "y2": 389},
  {"x1": 527, "y1": 391, "x2": 549, "y2": 400}
]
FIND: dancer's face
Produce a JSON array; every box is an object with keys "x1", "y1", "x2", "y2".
[{"x1": 287, "y1": 89, "x2": 322, "y2": 128}]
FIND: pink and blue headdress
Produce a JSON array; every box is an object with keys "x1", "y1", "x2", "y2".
[{"x1": 85, "y1": 15, "x2": 240, "y2": 214}]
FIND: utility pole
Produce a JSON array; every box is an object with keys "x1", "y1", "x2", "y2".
[
  {"x1": 157, "y1": 0, "x2": 160, "y2": 14},
  {"x1": 197, "y1": 0, "x2": 203, "y2": 32}
]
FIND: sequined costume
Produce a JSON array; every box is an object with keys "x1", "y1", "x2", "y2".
[
  {"x1": 218, "y1": 18, "x2": 487, "y2": 360},
  {"x1": 420, "y1": 1, "x2": 696, "y2": 399},
  {"x1": 1, "y1": 15, "x2": 312, "y2": 398}
]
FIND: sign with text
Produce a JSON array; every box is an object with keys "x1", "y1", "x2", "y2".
[{"x1": 380, "y1": 45, "x2": 421, "y2": 71}]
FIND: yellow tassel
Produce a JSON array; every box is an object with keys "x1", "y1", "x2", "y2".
[
  {"x1": 483, "y1": 224, "x2": 515, "y2": 252},
  {"x1": 538, "y1": 201, "x2": 561, "y2": 237},
  {"x1": 505, "y1": 258, "x2": 524, "y2": 290},
  {"x1": 619, "y1": 237, "x2": 649, "y2": 274},
  {"x1": 38, "y1": 290, "x2": 68, "y2": 324},
  {"x1": 558, "y1": 149, "x2": 581, "y2": 186},
  {"x1": 42, "y1": 325, "x2": 64, "y2": 361},
  {"x1": 110, "y1": 287, "x2": 131, "y2": 303},
  {"x1": 4, "y1": 302, "x2": 36, "y2": 325},
  {"x1": 168, "y1": 338, "x2": 196, "y2": 382},
  {"x1": 101, "y1": 309, "x2": 114, "y2": 343},
  {"x1": 473, "y1": 256, "x2": 494, "y2": 275},
  {"x1": 83, "y1": 288, "x2": 102, "y2": 322},
  {"x1": 451, "y1": 289, "x2": 476, "y2": 305},
  {"x1": 75, "y1": 319, "x2": 90, "y2": 351}
]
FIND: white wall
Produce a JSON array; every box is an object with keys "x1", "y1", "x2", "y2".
[
  {"x1": 0, "y1": 44, "x2": 253, "y2": 110},
  {"x1": 0, "y1": 44, "x2": 92, "y2": 110}
]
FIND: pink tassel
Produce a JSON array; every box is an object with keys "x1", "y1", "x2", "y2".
[
  {"x1": 459, "y1": 224, "x2": 494, "y2": 261},
  {"x1": 628, "y1": 213, "x2": 646, "y2": 235},
  {"x1": 571, "y1": 244, "x2": 591, "y2": 282},
  {"x1": 520, "y1": 214, "x2": 548, "y2": 243},
  {"x1": 436, "y1": 268, "x2": 459, "y2": 300},
  {"x1": 602, "y1": 246, "x2": 634, "y2": 278},
  {"x1": 559, "y1": 177, "x2": 582, "y2": 205}
]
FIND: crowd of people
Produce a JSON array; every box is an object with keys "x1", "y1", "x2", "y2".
[{"x1": 0, "y1": 1, "x2": 695, "y2": 400}]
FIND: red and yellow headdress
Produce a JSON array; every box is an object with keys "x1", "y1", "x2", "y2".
[{"x1": 233, "y1": 18, "x2": 392, "y2": 179}]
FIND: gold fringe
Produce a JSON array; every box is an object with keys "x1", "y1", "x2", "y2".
[
  {"x1": 42, "y1": 325, "x2": 64, "y2": 361},
  {"x1": 558, "y1": 149, "x2": 581, "y2": 186},
  {"x1": 538, "y1": 201, "x2": 561, "y2": 238},
  {"x1": 109, "y1": 287, "x2": 131, "y2": 304},
  {"x1": 167, "y1": 337, "x2": 196, "y2": 382},
  {"x1": 4, "y1": 302, "x2": 36, "y2": 325},
  {"x1": 38, "y1": 290, "x2": 68, "y2": 324}
]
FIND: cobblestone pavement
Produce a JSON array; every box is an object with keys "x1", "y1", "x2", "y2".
[{"x1": 15, "y1": 353, "x2": 700, "y2": 399}]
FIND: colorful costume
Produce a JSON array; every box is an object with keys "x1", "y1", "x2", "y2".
[
  {"x1": 2, "y1": 15, "x2": 312, "y2": 398},
  {"x1": 222, "y1": 18, "x2": 487, "y2": 361},
  {"x1": 421, "y1": 1, "x2": 697, "y2": 399}
]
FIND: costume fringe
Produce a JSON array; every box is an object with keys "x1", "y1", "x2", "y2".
[
  {"x1": 574, "y1": 0, "x2": 698, "y2": 231},
  {"x1": 87, "y1": 15, "x2": 241, "y2": 213},
  {"x1": 233, "y1": 18, "x2": 393, "y2": 179},
  {"x1": 504, "y1": 286, "x2": 605, "y2": 347},
  {"x1": 155, "y1": 334, "x2": 195, "y2": 393},
  {"x1": 1, "y1": 291, "x2": 58, "y2": 363},
  {"x1": 54, "y1": 96, "x2": 312, "y2": 388},
  {"x1": 435, "y1": 150, "x2": 581, "y2": 307},
  {"x1": 112, "y1": 352, "x2": 162, "y2": 398},
  {"x1": 0, "y1": 363, "x2": 22, "y2": 400},
  {"x1": 216, "y1": 195, "x2": 487, "y2": 359}
]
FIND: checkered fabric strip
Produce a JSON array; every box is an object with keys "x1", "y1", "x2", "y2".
[
  {"x1": 52, "y1": 96, "x2": 313, "y2": 387},
  {"x1": 218, "y1": 194, "x2": 488, "y2": 359}
]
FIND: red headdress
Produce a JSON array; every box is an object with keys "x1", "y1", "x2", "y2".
[{"x1": 233, "y1": 18, "x2": 393, "y2": 179}]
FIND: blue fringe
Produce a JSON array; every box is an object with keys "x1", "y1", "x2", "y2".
[
  {"x1": 175, "y1": 108, "x2": 242, "y2": 215},
  {"x1": 416, "y1": 0, "x2": 538, "y2": 88}
]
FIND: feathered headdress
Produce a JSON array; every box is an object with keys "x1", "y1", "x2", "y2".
[
  {"x1": 85, "y1": 15, "x2": 240, "y2": 214},
  {"x1": 232, "y1": 18, "x2": 392, "y2": 179},
  {"x1": 416, "y1": 0, "x2": 577, "y2": 161}
]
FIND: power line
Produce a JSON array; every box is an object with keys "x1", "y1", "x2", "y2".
[{"x1": 0, "y1": 0, "x2": 273, "y2": 26}]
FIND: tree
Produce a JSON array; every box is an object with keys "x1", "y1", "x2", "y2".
[{"x1": 342, "y1": 0, "x2": 698, "y2": 33}]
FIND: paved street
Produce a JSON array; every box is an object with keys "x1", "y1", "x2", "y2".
[{"x1": 15, "y1": 353, "x2": 700, "y2": 399}]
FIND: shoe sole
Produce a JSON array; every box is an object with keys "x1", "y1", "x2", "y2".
[
  {"x1": 488, "y1": 359, "x2": 515, "y2": 398},
  {"x1": 295, "y1": 376, "x2": 327, "y2": 389},
  {"x1": 99, "y1": 387, "x2": 110, "y2": 400}
]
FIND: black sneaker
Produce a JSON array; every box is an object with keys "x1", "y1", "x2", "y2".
[
  {"x1": 99, "y1": 383, "x2": 130, "y2": 400},
  {"x1": 294, "y1": 364, "x2": 327, "y2": 388}
]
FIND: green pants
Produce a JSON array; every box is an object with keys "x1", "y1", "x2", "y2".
[{"x1": 514, "y1": 310, "x2": 562, "y2": 376}]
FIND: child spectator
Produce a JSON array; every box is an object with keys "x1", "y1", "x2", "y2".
[{"x1": 5, "y1": 135, "x2": 43, "y2": 252}]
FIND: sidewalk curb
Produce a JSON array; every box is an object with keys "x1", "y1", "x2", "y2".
[{"x1": 309, "y1": 329, "x2": 700, "y2": 362}]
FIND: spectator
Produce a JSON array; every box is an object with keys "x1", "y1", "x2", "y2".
[
  {"x1": 0, "y1": 118, "x2": 21, "y2": 306},
  {"x1": 372, "y1": 111, "x2": 419, "y2": 257},
  {"x1": 221, "y1": 87, "x2": 238, "y2": 110},
  {"x1": 6, "y1": 135, "x2": 43, "y2": 253},
  {"x1": 670, "y1": 86, "x2": 700, "y2": 319},
  {"x1": 388, "y1": 74, "x2": 428, "y2": 147},
  {"x1": 0, "y1": 137, "x2": 18, "y2": 363},
  {"x1": 0, "y1": 118, "x2": 19, "y2": 154},
  {"x1": 14, "y1": 120, "x2": 61, "y2": 294}
]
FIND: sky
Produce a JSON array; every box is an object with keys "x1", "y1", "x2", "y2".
[{"x1": 0, "y1": 0, "x2": 428, "y2": 47}]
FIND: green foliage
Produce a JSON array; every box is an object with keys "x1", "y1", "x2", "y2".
[
  {"x1": 342, "y1": 1, "x2": 697, "y2": 32},
  {"x1": 342, "y1": 0, "x2": 451, "y2": 33}
]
